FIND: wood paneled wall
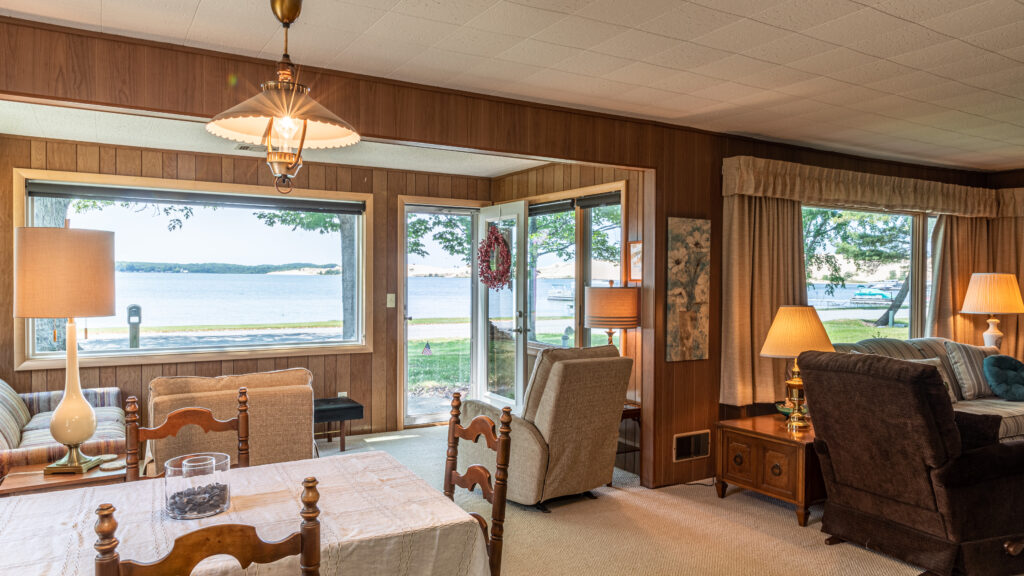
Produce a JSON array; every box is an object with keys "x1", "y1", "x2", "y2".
[
  {"x1": 0, "y1": 16, "x2": 992, "y2": 487},
  {"x1": 0, "y1": 134, "x2": 490, "y2": 437}
]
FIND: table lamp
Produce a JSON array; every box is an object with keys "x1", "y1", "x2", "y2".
[
  {"x1": 584, "y1": 283, "x2": 640, "y2": 346},
  {"x1": 960, "y1": 273, "x2": 1024, "y2": 349},
  {"x1": 760, "y1": 305, "x2": 834, "y2": 431},
  {"x1": 14, "y1": 223, "x2": 115, "y2": 474}
]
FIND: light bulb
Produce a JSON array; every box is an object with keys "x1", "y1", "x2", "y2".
[{"x1": 274, "y1": 115, "x2": 300, "y2": 142}]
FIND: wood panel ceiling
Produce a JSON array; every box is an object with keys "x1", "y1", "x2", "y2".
[{"x1": 2, "y1": 0, "x2": 1023, "y2": 170}]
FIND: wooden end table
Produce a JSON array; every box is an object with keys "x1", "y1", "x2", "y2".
[
  {"x1": 0, "y1": 461, "x2": 126, "y2": 498},
  {"x1": 715, "y1": 414, "x2": 825, "y2": 526},
  {"x1": 314, "y1": 397, "x2": 364, "y2": 451}
]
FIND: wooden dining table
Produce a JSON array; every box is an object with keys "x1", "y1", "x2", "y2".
[{"x1": 0, "y1": 451, "x2": 490, "y2": 576}]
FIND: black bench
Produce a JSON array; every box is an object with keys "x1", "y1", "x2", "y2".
[{"x1": 313, "y1": 397, "x2": 364, "y2": 451}]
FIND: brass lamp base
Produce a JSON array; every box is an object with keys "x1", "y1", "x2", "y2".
[
  {"x1": 44, "y1": 444, "x2": 102, "y2": 475},
  {"x1": 785, "y1": 369, "x2": 811, "y2": 432}
]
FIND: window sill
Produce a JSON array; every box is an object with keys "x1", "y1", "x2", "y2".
[{"x1": 15, "y1": 342, "x2": 373, "y2": 371}]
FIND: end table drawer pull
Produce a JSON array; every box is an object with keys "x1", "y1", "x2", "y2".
[
  {"x1": 771, "y1": 463, "x2": 783, "y2": 477},
  {"x1": 733, "y1": 454, "x2": 744, "y2": 466}
]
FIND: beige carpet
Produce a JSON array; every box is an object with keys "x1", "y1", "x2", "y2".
[{"x1": 317, "y1": 427, "x2": 919, "y2": 576}]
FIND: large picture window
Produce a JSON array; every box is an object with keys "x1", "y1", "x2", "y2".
[
  {"x1": 25, "y1": 182, "x2": 365, "y2": 360},
  {"x1": 803, "y1": 206, "x2": 935, "y2": 343}
]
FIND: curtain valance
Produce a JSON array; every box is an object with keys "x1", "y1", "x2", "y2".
[{"x1": 722, "y1": 156, "x2": 998, "y2": 218}]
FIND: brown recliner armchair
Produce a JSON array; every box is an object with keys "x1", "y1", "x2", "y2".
[{"x1": 800, "y1": 351, "x2": 1024, "y2": 576}]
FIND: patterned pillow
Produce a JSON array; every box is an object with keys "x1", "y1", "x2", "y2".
[
  {"x1": 0, "y1": 379, "x2": 30, "y2": 448},
  {"x1": 945, "y1": 341, "x2": 1000, "y2": 400},
  {"x1": 907, "y1": 358, "x2": 958, "y2": 404}
]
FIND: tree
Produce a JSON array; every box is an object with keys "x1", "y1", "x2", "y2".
[{"x1": 803, "y1": 208, "x2": 912, "y2": 327}]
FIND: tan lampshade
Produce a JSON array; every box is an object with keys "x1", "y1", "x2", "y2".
[
  {"x1": 14, "y1": 227, "x2": 115, "y2": 319},
  {"x1": 960, "y1": 273, "x2": 1024, "y2": 315},
  {"x1": 760, "y1": 306, "x2": 834, "y2": 359},
  {"x1": 584, "y1": 286, "x2": 640, "y2": 329}
]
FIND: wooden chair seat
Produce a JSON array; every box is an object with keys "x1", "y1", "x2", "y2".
[
  {"x1": 444, "y1": 392, "x2": 512, "y2": 576},
  {"x1": 94, "y1": 477, "x2": 320, "y2": 575},
  {"x1": 125, "y1": 387, "x2": 249, "y2": 481}
]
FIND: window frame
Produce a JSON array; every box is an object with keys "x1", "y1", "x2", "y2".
[
  {"x1": 802, "y1": 203, "x2": 931, "y2": 340},
  {"x1": 507, "y1": 180, "x2": 629, "y2": 351},
  {"x1": 13, "y1": 168, "x2": 374, "y2": 371}
]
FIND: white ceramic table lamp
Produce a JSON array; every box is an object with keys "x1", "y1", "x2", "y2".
[
  {"x1": 960, "y1": 273, "x2": 1024, "y2": 350},
  {"x1": 14, "y1": 224, "x2": 115, "y2": 474},
  {"x1": 760, "y1": 306, "x2": 834, "y2": 431}
]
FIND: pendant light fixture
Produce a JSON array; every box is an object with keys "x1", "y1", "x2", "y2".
[{"x1": 206, "y1": 0, "x2": 360, "y2": 193}]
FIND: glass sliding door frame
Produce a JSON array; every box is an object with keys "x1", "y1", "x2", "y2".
[{"x1": 398, "y1": 197, "x2": 486, "y2": 428}]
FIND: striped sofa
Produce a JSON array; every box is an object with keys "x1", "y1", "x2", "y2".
[
  {"x1": 0, "y1": 381, "x2": 126, "y2": 477},
  {"x1": 833, "y1": 337, "x2": 1024, "y2": 442}
]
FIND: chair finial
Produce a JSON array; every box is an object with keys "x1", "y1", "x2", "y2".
[{"x1": 94, "y1": 504, "x2": 119, "y2": 558}]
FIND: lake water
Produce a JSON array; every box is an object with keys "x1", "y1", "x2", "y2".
[{"x1": 88, "y1": 273, "x2": 579, "y2": 330}]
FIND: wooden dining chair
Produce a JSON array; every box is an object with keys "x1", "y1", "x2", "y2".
[
  {"x1": 444, "y1": 392, "x2": 512, "y2": 576},
  {"x1": 124, "y1": 387, "x2": 249, "y2": 481},
  {"x1": 94, "y1": 476, "x2": 320, "y2": 576}
]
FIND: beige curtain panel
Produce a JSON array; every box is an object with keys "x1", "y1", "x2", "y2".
[
  {"x1": 722, "y1": 156, "x2": 997, "y2": 217},
  {"x1": 721, "y1": 194, "x2": 807, "y2": 406}
]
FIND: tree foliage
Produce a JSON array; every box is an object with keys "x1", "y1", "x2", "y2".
[
  {"x1": 73, "y1": 200, "x2": 197, "y2": 231},
  {"x1": 803, "y1": 208, "x2": 911, "y2": 295}
]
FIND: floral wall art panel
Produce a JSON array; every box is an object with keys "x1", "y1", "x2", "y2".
[{"x1": 666, "y1": 217, "x2": 710, "y2": 361}]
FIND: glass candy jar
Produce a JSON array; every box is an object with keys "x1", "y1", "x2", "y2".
[{"x1": 164, "y1": 452, "x2": 231, "y2": 519}]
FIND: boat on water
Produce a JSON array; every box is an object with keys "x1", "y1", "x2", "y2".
[
  {"x1": 546, "y1": 285, "x2": 574, "y2": 301},
  {"x1": 869, "y1": 281, "x2": 902, "y2": 291},
  {"x1": 850, "y1": 288, "x2": 893, "y2": 304}
]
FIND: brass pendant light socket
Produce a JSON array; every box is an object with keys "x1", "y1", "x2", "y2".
[{"x1": 270, "y1": 0, "x2": 302, "y2": 25}]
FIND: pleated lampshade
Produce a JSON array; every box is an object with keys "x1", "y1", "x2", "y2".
[
  {"x1": 760, "y1": 305, "x2": 834, "y2": 359},
  {"x1": 14, "y1": 227, "x2": 115, "y2": 319},
  {"x1": 960, "y1": 273, "x2": 1024, "y2": 315}
]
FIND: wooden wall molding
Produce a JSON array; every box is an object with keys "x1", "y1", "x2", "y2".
[{"x1": 0, "y1": 16, "x2": 991, "y2": 487}]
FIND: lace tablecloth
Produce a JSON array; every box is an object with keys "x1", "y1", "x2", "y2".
[{"x1": 0, "y1": 451, "x2": 489, "y2": 576}]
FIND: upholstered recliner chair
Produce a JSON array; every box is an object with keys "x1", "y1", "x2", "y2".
[
  {"x1": 800, "y1": 351, "x2": 1024, "y2": 576},
  {"x1": 458, "y1": 345, "x2": 633, "y2": 509}
]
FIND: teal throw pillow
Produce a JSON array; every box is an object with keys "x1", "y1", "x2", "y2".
[{"x1": 983, "y1": 355, "x2": 1024, "y2": 402}]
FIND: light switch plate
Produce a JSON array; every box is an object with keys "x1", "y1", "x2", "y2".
[
  {"x1": 386, "y1": 293, "x2": 396, "y2": 308},
  {"x1": 337, "y1": 391, "x2": 348, "y2": 398}
]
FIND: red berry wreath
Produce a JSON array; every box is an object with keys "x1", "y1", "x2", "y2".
[{"x1": 478, "y1": 225, "x2": 512, "y2": 290}]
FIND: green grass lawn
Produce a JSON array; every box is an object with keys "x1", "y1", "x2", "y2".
[{"x1": 822, "y1": 319, "x2": 908, "y2": 343}]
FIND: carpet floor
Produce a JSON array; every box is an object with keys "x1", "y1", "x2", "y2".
[{"x1": 317, "y1": 427, "x2": 920, "y2": 576}]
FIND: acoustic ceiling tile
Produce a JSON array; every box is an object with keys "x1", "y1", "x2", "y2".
[
  {"x1": 5, "y1": 0, "x2": 101, "y2": 29},
  {"x1": 392, "y1": 0, "x2": 498, "y2": 25},
  {"x1": 862, "y1": 0, "x2": 981, "y2": 23},
  {"x1": 922, "y1": 0, "x2": 1024, "y2": 38},
  {"x1": 637, "y1": 3, "x2": 740, "y2": 42},
  {"x1": 753, "y1": 0, "x2": 861, "y2": 32},
  {"x1": 532, "y1": 16, "x2": 629, "y2": 50},
  {"x1": 889, "y1": 40, "x2": 986, "y2": 71},
  {"x1": 100, "y1": 0, "x2": 198, "y2": 43},
  {"x1": 258, "y1": 26, "x2": 357, "y2": 67},
  {"x1": 802, "y1": 8, "x2": 905, "y2": 46},
  {"x1": 458, "y1": 59, "x2": 545, "y2": 83},
  {"x1": 865, "y1": 71, "x2": 949, "y2": 96},
  {"x1": 692, "y1": 18, "x2": 790, "y2": 52},
  {"x1": 497, "y1": 39, "x2": 582, "y2": 67},
  {"x1": 788, "y1": 47, "x2": 876, "y2": 74},
  {"x1": 774, "y1": 76, "x2": 851, "y2": 97},
  {"x1": 902, "y1": 80, "x2": 998, "y2": 103},
  {"x1": 576, "y1": 0, "x2": 679, "y2": 27},
  {"x1": 507, "y1": 0, "x2": 596, "y2": 13},
  {"x1": 849, "y1": 24, "x2": 949, "y2": 59},
  {"x1": 649, "y1": 70, "x2": 728, "y2": 94},
  {"x1": 392, "y1": 49, "x2": 488, "y2": 81},
  {"x1": 822, "y1": 88, "x2": 898, "y2": 108},
  {"x1": 737, "y1": 66, "x2": 817, "y2": 90},
  {"x1": 689, "y1": 81, "x2": 762, "y2": 102},
  {"x1": 186, "y1": 0, "x2": 279, "y2": 55},
  {"x1": 434, "y1": 26, "x2": 521, "y2": 57},
  {"x1": 300, "y1": 1, "x2": 389, "y2": 32},
  {"x1": 687, "y1": 0, "x2": 789, "y2": 18},
  {"x1": 603, "y1": 62, "x2": 679, "y2": 86},
  {"x1": 329, "y1": 36, "x2": 427, "y2": 76},
  {"x1": 657, "y1": 94, "x2": 730, "y2": 115},
  {"x1": 964, "y1": 20, "x2": 1024, "y2": 52},
  {"x1": 741, "y1": 34, "x2": 836, "y2": 65},
  {"x1": 690, "y1": 54, "x2": 767, "y2": 80},
  {"x1": 362, "y1": 12, "x2": 460, "y2": 45},
  {"x1": 829, "y1": 60, "x2": 917, "y2": 86},
  {"x1": 465, "y1": 1, "x2": 564, "y2": 36},
  {"x1": 643, "y1": 42, "x2": 732, "y2": 71},
  {"x1": 929, "y1": 53, "x2": 1020, "y2": 81},
  {"x1": 551, "y1": 51, "x2": 632, "y2": 76},
  {"x1": 343, "y1": 0, "x2": 401, "y2": 9},
  {"x1": 591, "y1": 30, "x2": 680, "y2": 61}
]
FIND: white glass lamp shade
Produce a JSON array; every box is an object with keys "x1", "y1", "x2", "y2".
[
  {"x1": 960, "y1": 273, "x2": 1024, "y2": 315},
  {"x1": 14, "y1": 227, "x2": 115, "y2": 319},
  {"x1": 206, "y1": 83, "x2": 360, "y2": 150},
  {"x1": 760, "y1": 306, "x2": 834, "y2": 359}
]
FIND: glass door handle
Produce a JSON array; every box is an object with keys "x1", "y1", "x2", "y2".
[{"x1": 404, "y1": 316, "x2": 413, "y2": 321}]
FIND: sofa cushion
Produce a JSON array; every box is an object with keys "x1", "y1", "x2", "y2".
[
  {"x1": 945, "y1": 341, "x2": 999, "y2": 400},
  {"x1": 983, "y1": 355, "x2": 1024, "y2": 401},
  {"x1": 0, "y1": 380, "x2": 31, "y2": 449},
  {"x1": 954, "y1": 398, "x2": 1024, "y2": 442},
  {"x1": 17, "y1": 408, "x2": 126, "y2": 449},
  {"x1": 907, "y1": 358, "x2": 958, "y2": 404},
  {"x1": 521, "y1": 345, "x2": 620, "y2": 421}
]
